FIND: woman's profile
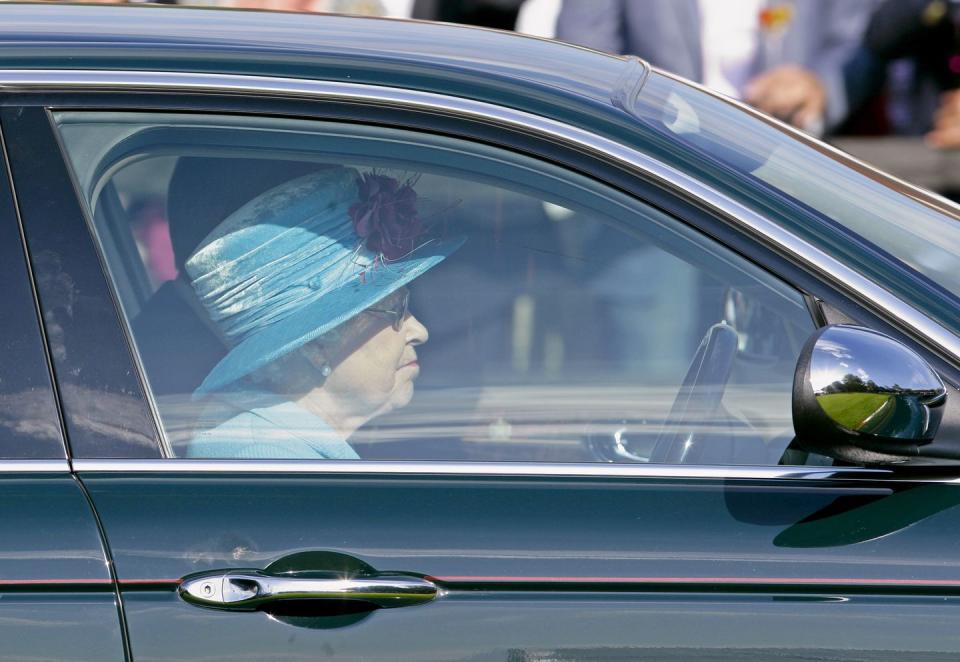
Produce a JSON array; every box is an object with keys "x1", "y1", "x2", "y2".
[{"x1": 182, "y1": 166, "x2": 461, "y2": 459}]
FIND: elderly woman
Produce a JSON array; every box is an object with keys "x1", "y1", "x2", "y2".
[{"x1": 183, "y1": 166, "x2": 461, "y2": 459}]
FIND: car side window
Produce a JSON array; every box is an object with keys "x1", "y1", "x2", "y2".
[
  {"x1": 55, "y1": 112, "x2": 816, "y2": 464},
  {"x1": 0, "y1": 137, "x2": 63, "y2": 459}
]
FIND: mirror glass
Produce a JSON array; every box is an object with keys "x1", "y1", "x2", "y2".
[{"x1": 806, "y1": 325, "x2": 946, "y2": 441}]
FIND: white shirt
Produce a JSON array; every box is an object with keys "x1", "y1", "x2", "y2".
[
  {"x1": 516, "y1": 0, "x2": 562, "y2": 38},
  {"x1": 698, "y1": 0, "x2": 765, "y2": 99}
]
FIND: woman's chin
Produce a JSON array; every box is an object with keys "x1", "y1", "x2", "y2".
[{"x1": 389, "y1": 381, "x2": 416, "y2": 410}]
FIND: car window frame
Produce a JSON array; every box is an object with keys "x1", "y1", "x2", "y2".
[
  {"x1": 1, "y1": 103, "x2": 165, "y2": 459},
  {"x1": 3, "y1": 78, "x2": 956, "y2": 472},
  {"x1": 56, "y1": 111, "x2": 823, "y2": 465},
  {"x1": 0, "y1": 117, "x2": 68, "y2": 462}
]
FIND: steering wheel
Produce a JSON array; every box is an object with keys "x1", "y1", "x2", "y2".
[{"x1": 647, "y1": 323, "x2": 740, "y2": 464}]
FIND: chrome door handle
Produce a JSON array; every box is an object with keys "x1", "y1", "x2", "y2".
[{"x1": 180, "y1": 571, "x2": 438, "y2": 610}]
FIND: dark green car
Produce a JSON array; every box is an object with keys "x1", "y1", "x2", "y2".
[{"x1": 3, "y1": 4, "x2": 960, "y2": 660}]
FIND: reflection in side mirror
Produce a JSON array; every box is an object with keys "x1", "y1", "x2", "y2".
[{"x1": 793, "y1": 325, "x2": 946, "y2": 464}]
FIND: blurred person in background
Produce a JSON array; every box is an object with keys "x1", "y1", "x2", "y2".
[
  {"x1": 553, "y1": 0, "x2": 880, "y2": 380},
  {"x1": 514, "y1": 0, "x2": 561, "y2": 37},
  {"x1": 864, "y1": 0, "x2": 960, "y2": 147},
  {"x1": 556, "y1": 0, "x2": 878, "y2": 137}
]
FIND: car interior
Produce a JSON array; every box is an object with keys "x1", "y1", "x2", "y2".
[{"x1": 56, "y1": 112, "x2": 818, "y2": 464}]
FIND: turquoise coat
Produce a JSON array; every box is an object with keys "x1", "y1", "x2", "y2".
[{"x1": 187, "y1": 395, "x2": 360, "y2": 459}]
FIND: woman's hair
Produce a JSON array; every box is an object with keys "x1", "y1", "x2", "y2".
[
  {"x1": 242, "y1": 307, "x2": 387, "y2": 395},
  {"x1": 243, "y1": 325, "x2": 341, "y2": 395}
]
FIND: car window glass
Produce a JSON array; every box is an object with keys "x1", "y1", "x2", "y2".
[
  {"x1": 635, "y1": 72, "x2": 960, "y2": 333},
  {"x1": 0, "y1": 138, "x2": 64, "y2": 459},
  {"x1": 55, "y1": 112, "x2": 816, "y2": 464}
]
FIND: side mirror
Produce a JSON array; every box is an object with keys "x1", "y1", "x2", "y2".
[{"x1": 793, "y1": 325, "x2": 946, "y2": 464}]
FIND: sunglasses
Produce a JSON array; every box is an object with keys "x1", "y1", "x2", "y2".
[{"x1": 365, "y1": 289, "x2": 410, "y2": 331}]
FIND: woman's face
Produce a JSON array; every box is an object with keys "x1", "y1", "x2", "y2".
[{"x1": 321, "y1": 288, "x2": 428, "y2": 419}]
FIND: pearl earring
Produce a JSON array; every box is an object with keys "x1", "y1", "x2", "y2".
[{"x1": 320, "y1": 364, "x2": 332, "y2": 377}]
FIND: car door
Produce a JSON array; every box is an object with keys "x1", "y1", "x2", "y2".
[
  {"x1": 9, "y1": 84, "x2": 960, "y2": 662},
  {"x1": 0, "y1": 121, "x2": 125, "y2": 660}
]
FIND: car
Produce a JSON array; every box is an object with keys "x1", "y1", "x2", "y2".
[{"x1": 2, "y1": 3, "x2": 960, "y2": 660}]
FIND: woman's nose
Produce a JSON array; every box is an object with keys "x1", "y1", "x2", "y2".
[{"x1": 403, "y1": 312, "x2": 429, "y2": 345}]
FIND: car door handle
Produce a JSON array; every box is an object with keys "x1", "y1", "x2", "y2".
[{"x1": 180, "y1": 570, "x2": 438, "y2": 610}]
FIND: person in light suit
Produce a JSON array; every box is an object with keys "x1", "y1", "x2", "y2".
[{"x1": 556, "y1": 0, "x2": 878, "y2": 135}]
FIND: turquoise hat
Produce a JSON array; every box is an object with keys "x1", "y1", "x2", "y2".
[{"x1": 185, "y1": 167, "x2": 462, "y2": 395}]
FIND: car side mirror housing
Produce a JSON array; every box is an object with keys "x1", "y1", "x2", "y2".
[{"x1": 792, "y1": 325, "x2": 947, "y2": 464}]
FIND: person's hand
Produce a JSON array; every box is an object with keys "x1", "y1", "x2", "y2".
[
  {"x1": 744, "y1": 65, "x2": 827, "y2": 133},
  {"x1": 926, "y1": 90, "x2": 960, "y2": 149}
]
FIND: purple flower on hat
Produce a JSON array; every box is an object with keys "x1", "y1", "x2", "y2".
[{"x1": 348, "y1": 172, "x2": 424, "y2": 262}]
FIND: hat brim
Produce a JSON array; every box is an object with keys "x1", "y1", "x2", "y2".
[{"x1": 193, "y1": 235, "x2": 464, "y2": 395}]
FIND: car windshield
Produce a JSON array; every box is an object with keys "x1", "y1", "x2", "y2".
[{"x1": 632, "y1": 71, "x2": 960, "y2": 333}]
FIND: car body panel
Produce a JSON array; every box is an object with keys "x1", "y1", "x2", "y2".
[
  {"x1": 2, "y1": 5, "x2": 960, "y2": 661},
  {"x1": 0, "y1": 4, "x2": 627, "y2": 126},
  {"x1": 0, "y1": 118, "x2": 125, "y2": 659},
  {"x1": 84, "y1": 472, "x2": 960, "y2": 660},
  {"x1": 118, "y1": 593, "x2": 960, "y2": 661},
  {"x1": 0, "y1": 474, "x2": 125, "y2": 661}
]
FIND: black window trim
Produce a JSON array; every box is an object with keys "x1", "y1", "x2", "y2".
[
  {"x1": 0, "y1": 115, "x2": 69, "y2": 461},
  {"x1": 2, "y1": 104, "x2": 164, "y2": 460}
]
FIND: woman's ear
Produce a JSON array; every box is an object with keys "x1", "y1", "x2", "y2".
[{"x1": 300, "y1": 342, "x2": 332, "y2": 377}]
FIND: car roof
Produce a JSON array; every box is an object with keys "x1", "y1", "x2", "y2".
[{"x1": 0, "y1": 4, "x2": 643, "y2": 127}]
